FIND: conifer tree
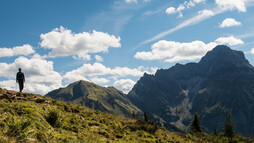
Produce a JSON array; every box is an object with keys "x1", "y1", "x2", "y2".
[
  {"x1": 223, "y1": 112, "x2": 235, "y2": 142},
  {"x1": 190, "y1": 112, "x2": 202, "y2": 134},
  {"x1": 213, "y1": 127, "x2": 218, "y2": 136},
  {"x1": 144, "y1": 112, "x2": 148, "y2": 122},
  {"x1": 132, "y1": 111, "x2": 135, "y2": 119}
]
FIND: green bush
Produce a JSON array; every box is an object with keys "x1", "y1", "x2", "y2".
[
  {"x1": 128, "y1": 120, "x2": 158, "y2": 134},
  {"x1": 0, "y1": 87, "x2": 3, "y2": 94}
]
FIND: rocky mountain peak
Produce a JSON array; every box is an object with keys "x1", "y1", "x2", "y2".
[
  {"x1": 127, "y1": 45, "x2": 254, "y2": 135},
  {"x1": 199, "y1": 45, "x2": 252, "y2": 68}
]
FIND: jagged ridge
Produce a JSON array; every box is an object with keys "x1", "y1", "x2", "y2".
[{"x1": 127, "y1": 45, "x2": 254, "y2": 135}]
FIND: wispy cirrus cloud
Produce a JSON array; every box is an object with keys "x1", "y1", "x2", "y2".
[
  {"x1": 85, "y1": 1, "x2": 147, "y2": 34},
  {"x1": 137, "y1": 9, "x2": 216, "y2": 47},
  {"x1": 136, "y1": 0, "x2": 254, "y2": 48}
]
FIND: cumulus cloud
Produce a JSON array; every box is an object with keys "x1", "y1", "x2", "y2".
[
  {"x1": 90, "y1": 77, "x2": 109, "y2": 84},
  {"x1": 215, "y1": 0, "x2": 246, "y2": 12},
  {"x1": 135, "y1": 36, "x2": 243, "y2": 62},
  {"x1": 250, "y1": 48, "x2": 254, "y2": 55},
  {"x1": 215, "y1": 36, "x2": 244, "y2": 46},
  {"x1": 165, "y1": 7, "x2": 176, "y2": 14},
  {"x1": 135, "y1": 40, "x2": 216, "y2": 62},
  {"x1": 0, "y1": 54, "x2": 62, "y2": 95},
  {"x1": 113, "y1": 79, "x2": 136, "y2": 94},
  {"x1": 219, "y1": 18, "x2": 242, "y2": 28},
  {"x1": 63, "y1": 62, "x2": 156, "y2": 83},
  {"x1": 95, "y1": 55, "x2": 103, "y2": 62},
  {"x1": 40, "y1": 26, "x2": 121, "y2": 59},
  {"x1": 0, "y1": 44, "x2": 35, "y2": 57},
  {"x1": 165, "y1": 0, "x2": 206, "y2": 17}
]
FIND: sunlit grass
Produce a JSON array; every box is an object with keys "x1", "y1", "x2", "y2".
[{"x1": 0, "y1": 87, "x2": 253, "y2": 142}]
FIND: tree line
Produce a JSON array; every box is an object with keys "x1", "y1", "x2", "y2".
[{"x1": 190, "y1": 112, "x2": 235, "y2": 142}]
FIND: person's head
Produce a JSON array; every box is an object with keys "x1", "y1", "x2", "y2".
[{"x1": 18, "y1": 68, "x2": 21, "y2": 72}]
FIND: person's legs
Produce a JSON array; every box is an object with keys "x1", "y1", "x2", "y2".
[{"x1": 19, "y1": 80, "x2": 24, "y2": 92}]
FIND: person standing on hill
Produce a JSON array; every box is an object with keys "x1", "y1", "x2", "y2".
[{"x1": 16, "y1": 68, "x2": 25, "y2": 92}]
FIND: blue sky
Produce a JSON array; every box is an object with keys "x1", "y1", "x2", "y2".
[{"x1": 1, "y1": 0, "x2": 254, "y2": 94}]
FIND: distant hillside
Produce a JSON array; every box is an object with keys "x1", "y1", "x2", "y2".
[
  {"x1": 127, "y1": 45, "x2": 254, "y2": 135},
  {"x1": 1, "y1": 87, "x2": 234, "y2": 142},
  {"x1": 45, "y1": 80, "x2": 141, "y2": 118}
]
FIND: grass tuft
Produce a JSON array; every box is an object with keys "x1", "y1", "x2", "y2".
[{"x1": 45, "y1": 110, "x2": 63, "y2": 128}]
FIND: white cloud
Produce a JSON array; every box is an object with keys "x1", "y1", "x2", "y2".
[
  {"x1": 0, "y1": 79, "x2": 61, "y2": 96},
  {"x1": 125, "y1": 0, "x2": 150, "y2": 3},
  {"x1": 0, "y1": 54, "x2": 62, "y2": 95},
  {"x1": 165, "y1": 7, "x2": 176, "y2": 14},
  {"x1": 193, "y1": 0, "x2": 206, "y2": 3},
  {"x1": 177, "y1": 5, "x2": 185, "y2": 12},
  {"x1": 135, "y1": 36, "x2": 243, "y2": 62},
  {"x1": 95, "y1": 55, "x2": 103, "y2": 62},
  {"x1": 125, "y1": 0, "x2": 138, "y2": 3},
  {"x1": 135, "y1": 40, "x2": 216, "y2": 62},
  {"x1": 40, "y1": 26, "x2": 121, "y2": 59},
  {"x1": 0, "y1": 44, "x2": 35, "y2": 57},
  {"x1": 198, "y1": 9, "x2": 214, "y2": 17},
  {"x1": 139, "y1": 0, "x2": 252, "y2": 47},
  {"x1": 165, "y1": 0, "x2": 206, "y2": 17},
  {"x1": 113, "y1": 79, "x2": 136, "y2": 94},
  {"x1": 215, "y1": 36, "x2": 244, "y2": 46},
  {"x1": 111, "y1": 67, "x2": 144, "y2": 77},
  {"x1": 0, "y1": 80, "x2": 16, "y2": 90},
  {"x1": 219, "y1": 18, "x2": 242, "y2": 28},
  {"x1": 90, "y1": 77, "x2": 109, "y2": 84},
  {"x1": 250, "y1": 48, "x2": 254, "y2": 55},
  {"x1": 215, "y1": 0, "x2": 246, "y2": 12},
  {"x1": 63, "y1": 63, "x2": 109, "y2": 82},
  {"x1": 63, "y1": 62, "x2": 156, "y2": 83}
]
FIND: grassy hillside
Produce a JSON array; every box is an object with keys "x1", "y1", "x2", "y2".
[{"x1": 0, "y1": 87, "x2": 253, "y2": 142}]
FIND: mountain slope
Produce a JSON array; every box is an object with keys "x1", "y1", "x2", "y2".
[
  {"x1": 46, "y1": 80, "x2": 141, "y2": 118},
  {"x1": 1, "y1": 87, "x2": 232, "y2": 142},
  {"x1": 127, "y1": 45, "x2": 254, "y2": 135}
]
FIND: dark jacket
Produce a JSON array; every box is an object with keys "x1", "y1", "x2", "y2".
[{"x1": 16, "y1": 72, "x2": 25, "y2": 82}]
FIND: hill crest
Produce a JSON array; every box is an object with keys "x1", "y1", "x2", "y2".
[{"x1": 46, "y1": 80, "x2": 141, "y2": 118}]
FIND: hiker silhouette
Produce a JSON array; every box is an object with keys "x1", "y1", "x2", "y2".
[{"x1": 16, "y1": 68, "x2": 25, "y2": 92}]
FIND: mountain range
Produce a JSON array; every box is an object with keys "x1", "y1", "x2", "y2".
[
  {"x1": 46, "y1": 45, "x2": 254, "y2": 135},
  {"x1": 127, "y1": 45, "x2": 254, "y2": 135}
]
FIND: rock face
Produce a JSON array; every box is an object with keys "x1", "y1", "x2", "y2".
[
  {"x1": 127, "y1": 45, "x2": 254, "y2": 135},
  {"x1": 46, "y1": 80, "x2": 141, "y2": 118}
]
